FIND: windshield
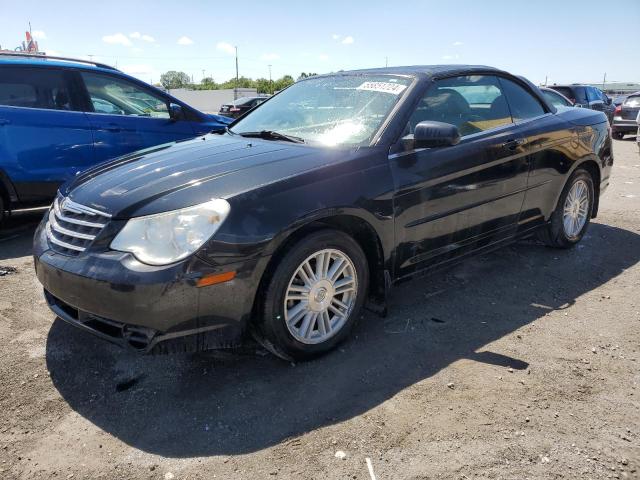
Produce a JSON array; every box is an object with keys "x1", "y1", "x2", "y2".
[
  {"x1": 624, "y1": 95, "x2": 640, "y2": 107},
  {"x1": 230, "y1": 75, "x2": 413, "y2": 146}
]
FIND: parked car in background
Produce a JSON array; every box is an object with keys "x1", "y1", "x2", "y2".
[
  {"x1": 612, "y1": 95, "x2": 627, "y2": 107},
  {"x1": 33, "y1": 65, "x2": 612, "y2": 361},
  {"x1": 611, "y1": 92, "x2": 640, "y2": 139},
  {"x1": 218, "y1": 96, "x2": 269, "y2": 118},
  {"x1": 0, "y1": 53, "x2": 232, "y2": 223},
  {"x1": 540, "y1": 87, "x2": 574, "y2": 107},
  {"x1": 547, "y1": 84, "x2": 615, "y2": 122}
]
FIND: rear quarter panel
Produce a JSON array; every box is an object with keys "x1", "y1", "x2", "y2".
[{"x1": 520, "y1": 108, "x2": 610, "y2": 228}]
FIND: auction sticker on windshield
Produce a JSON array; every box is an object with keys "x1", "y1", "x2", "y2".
[{"x1": 356, "y1": 82, "x2": 407, "y2": 95}]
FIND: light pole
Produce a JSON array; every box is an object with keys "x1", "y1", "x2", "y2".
[
  {"x1": 234, "y1": 46, "x2": 239, "y2": 100},
  {"x1": 268, "y1": 64, "x2": 272, "y2": 94}
]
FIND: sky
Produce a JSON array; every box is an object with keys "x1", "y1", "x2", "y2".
[{"x1": 1, "y1": 0, "x2": 639, "y2": 86}]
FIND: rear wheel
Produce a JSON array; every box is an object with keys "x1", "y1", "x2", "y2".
[
  {"x1": 613, "y1": 132, "x2": 624, "y2": 140},
  {"x1": 258, "y1": 229, "x2": 369, "y2": 360},
  {"x1": 537, "y1": 169, "x2": 594, "y2": 248}
]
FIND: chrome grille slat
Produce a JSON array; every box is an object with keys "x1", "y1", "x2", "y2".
[
  {"x1": 46, "y1": 224, "x2": 86, "y2": 252},
  {"x1": 53, "y1": 198, "x2": 109, "y2": 228},
  {"x1": 48, "y1": 209, "x2": 96, "y2": 241},
  {"x1": 46, "y1": 196, "x2": 110, "y2": 255}
]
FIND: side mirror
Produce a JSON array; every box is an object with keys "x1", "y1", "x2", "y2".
[
  {"x1": 169, "y1": 103, "x2": 184, "y2": 121},
  {"x1": 605, "y1": 97, "x2": 612, "y2": 106},
  {"x1": 403, "y1": 121, "x2": 461, "y2": 150}
]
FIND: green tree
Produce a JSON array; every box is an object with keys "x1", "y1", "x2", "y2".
[
  {"x1": 254, "y1": 77, "x2": 271, "y2": 94},
  {"x1": 159, "y1": 71, "x2": 190, "y2": 90},
  {"x1": 274, "y1": 75, "x2": 295, "y2": 92},
  {"x1": 298, "y1": 72, "x2": 318, "y2": 80}
]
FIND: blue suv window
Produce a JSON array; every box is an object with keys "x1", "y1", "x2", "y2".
[
  {"x1": 0, "y1": 67, "x2": 75, "y2": 110},
  {"x1": 80, "y1": 72, "x2": 170, "y2": 118}
]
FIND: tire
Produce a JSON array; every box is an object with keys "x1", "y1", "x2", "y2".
[
  {"x1": 537, "y1": 169, "x2": 594, "y2": 249},
  {"x1": 0, "y1": 196, "x2": 5, "y2": 227},
  {"x1": 613, "y1": 132, "x2": 624, "y2": 140},
  {"x1": 257, "y1": 229, "x2": 369, "y2": 361}
]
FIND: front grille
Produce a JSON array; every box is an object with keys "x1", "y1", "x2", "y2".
[{"x1": 46, "y1": 196, "x2": 111, "y2": 255}]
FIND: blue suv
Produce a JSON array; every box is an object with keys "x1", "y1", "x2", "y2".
[{"x1": 0, "y1": 53, "x2": 231, "y2": 222}]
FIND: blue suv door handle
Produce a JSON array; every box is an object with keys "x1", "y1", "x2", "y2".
[{"x1": 0, "y1": 119, "x2": 10, "y2": 126}]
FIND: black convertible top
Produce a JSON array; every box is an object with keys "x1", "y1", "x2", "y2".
[{"x1": 315, "y1": 64, "x2": 504, "y2": 79}]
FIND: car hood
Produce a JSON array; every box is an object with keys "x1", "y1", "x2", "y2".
[
  {"x1": 205, "y1": 113, "x2": 233, "y2": 124},
  {"x1": 62, "y1": 134, "x2": 358, "y2": 218}
]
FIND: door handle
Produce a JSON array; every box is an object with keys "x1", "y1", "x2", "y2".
[
  {"x1": 0, "y1": 119, "x2": 10, "y2": 126},
  {"x1": 502, "y1": 138, "x2": 526, "y2": 151}
]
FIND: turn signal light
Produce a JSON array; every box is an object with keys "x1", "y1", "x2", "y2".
[{"x1": 196, "y1": 271, "x2": 236, "y2": 287}]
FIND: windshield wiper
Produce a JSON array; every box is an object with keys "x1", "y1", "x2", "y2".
[{"x1": 237, "y1": 130, "x2": 305, "y2": 144}]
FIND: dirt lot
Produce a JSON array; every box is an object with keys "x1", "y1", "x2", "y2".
[{"x1": 1, "y1": 139, "x2": 639, "y2": 480}]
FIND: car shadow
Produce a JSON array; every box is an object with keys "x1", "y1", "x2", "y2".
[
  {"x1": 0, "y1": 209, "x2": 44, "y2": 261},
  {"x1": 45, "y1": 223, "x2": 640, "y2": 457}
]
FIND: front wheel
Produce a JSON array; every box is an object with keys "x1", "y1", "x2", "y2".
[
  {"x1": 258, "y1": 229, "x2": 369, "y2": 360},
  {"x1": 537, "y1": 169, "x2": 594, "y2": 248}
]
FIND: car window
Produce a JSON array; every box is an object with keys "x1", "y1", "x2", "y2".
[
  {"x1": 587, "y1": 87, "x2": 602, "y2": 103},
  {"x1": 405, "y1": 75, "x2": 512, "y2": 137},
  {"x1": 232, "y1": 97, "x2": 257, "y2": 106},
  {"x1": 542, "y1": 89, "x2": 571, "y2": 107},
  {"x1": 499, "y1": 78, "x2": 545, "y2": 121},
  {"x1": 80, "y1": 72, "x2": 170, "y2": 118},
  {"x1": 623, "y1": 95, "x2": 640, "y2": 107},
  {"x1": 551, "y1": 87, "x2": 574, "y2": 102},
  {"x1": 573, "y1": 87, "x2": 588, "y2": 104},
  {"x1": 0, "y1": 67, "x2": 75, "y2": 111}
]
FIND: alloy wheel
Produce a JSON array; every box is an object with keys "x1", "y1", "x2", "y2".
[
  {"x1": 283, "y1": 248, "x2": 358, "y2": 344},
  {"x1": 562, "y1": 179, "x2": 590, "y2": 238}
]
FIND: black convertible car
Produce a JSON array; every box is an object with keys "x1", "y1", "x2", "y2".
[{"x1": 34, "y1": 65, "x2": 613, "y2": 360}]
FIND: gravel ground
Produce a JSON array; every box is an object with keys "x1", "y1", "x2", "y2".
[{"x1": 1, "y1": 138, "x2": 639, "y2": 480}]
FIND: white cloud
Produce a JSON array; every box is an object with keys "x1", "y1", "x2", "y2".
[
  {"x1": 130, "y1": 32, "x2": 154, "y2": 42},
  {"x1": 32, "y1": 30, "x2": 47, "y2": 40},
  {"x1": 452, "y1": 41, "x2": 463, "y2": 46},
  {"x1": 131, "y1": 47, "x2": 143, "y2": 53},
  {"x1": 442, "y1": 54, "x2": 459, "y2": 60},
  {"x1": 332, "y1": 34, "x2": 341, "y2": 40},
  {"x1": 319, "y1": 53, "x2": 329, "y2": 61},
  {"x1": 341, "y1": 36, "x2": 354, "y2": 45},
  {"x1": 102, "y1": 33, "x2": 132, "y2": 47},
  {"x1": 177, "y1": 36, "x2": 194, "y2": 46},
  {"x1": 216, "y1": 41, "x2": 235, "y2": 55},
  {"x1": 261, "y1": 53, "x2": 280, "y2": 61}
]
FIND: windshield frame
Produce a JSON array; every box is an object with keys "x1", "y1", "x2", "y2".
[{"x1": 227, "y1": 73, "x2": 419, "y2": 148}]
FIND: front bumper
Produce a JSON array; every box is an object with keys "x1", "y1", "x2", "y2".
[
  {"x1": 612, "y1": 118, "x2": 638, "y2": 133},
  {"x1": 33, "y1": 219, "x2": 269, "y2": 353}
]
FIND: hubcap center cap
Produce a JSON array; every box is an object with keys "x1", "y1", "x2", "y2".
[
  {"x1": 309, "y1": 279, "x2": 334, "y2": 312},
  {"x1": 315, "y1": 288, "x2": 327, "y2": 302}
]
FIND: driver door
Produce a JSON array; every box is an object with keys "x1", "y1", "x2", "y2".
[
  {"x1": 390, "y1": 74, "x2": 530, "y2": 278},
  {"x1": 79, "y1": 71, "x2": 196, "y2": 163}
]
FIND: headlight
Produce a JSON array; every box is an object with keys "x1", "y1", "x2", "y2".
[{"x1": 110, "y1": 199, "x2": 230, "y2": 266}]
